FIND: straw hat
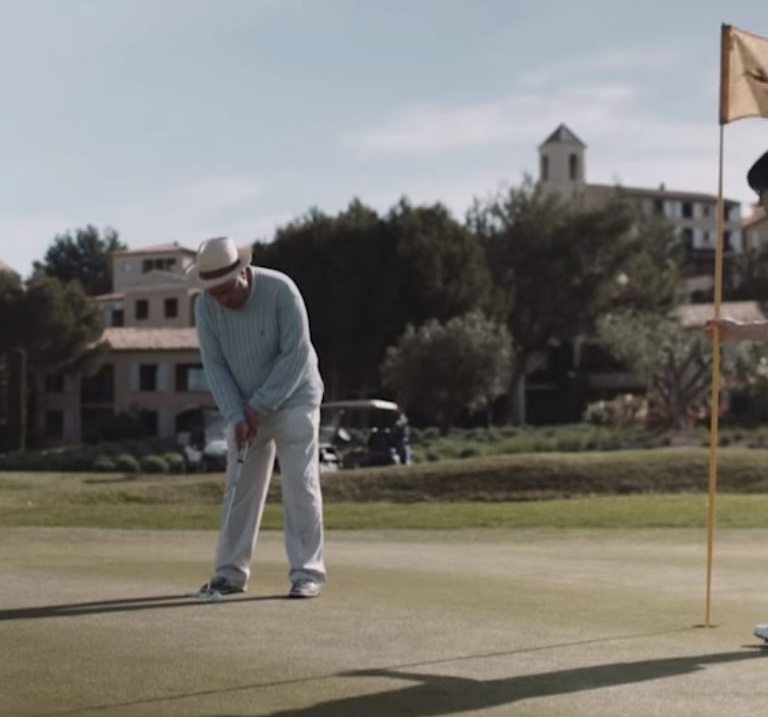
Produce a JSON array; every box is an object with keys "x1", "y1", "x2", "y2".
[{"x1": 185, "y1": 237, "x2": 252, "y2": 288}]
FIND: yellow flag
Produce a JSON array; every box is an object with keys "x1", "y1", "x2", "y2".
[{"x1": 720, "y1": 25, "x2": 768, "y2": 124}]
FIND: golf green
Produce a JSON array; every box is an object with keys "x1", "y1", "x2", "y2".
[{"x1": 2, "y1": 527, "x2": 767, "y2": 716}]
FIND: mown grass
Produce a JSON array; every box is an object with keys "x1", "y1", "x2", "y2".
[
  {"x1": 4, "y1": 447, "x2": 768, "y2": 530},
  {"x1": 4, "y1": 494, "x2": 768, "y2": 531}
]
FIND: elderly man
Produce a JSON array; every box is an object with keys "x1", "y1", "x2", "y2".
[{"x1": 187, "y1": 236, "x2": 325, "y2": 599}]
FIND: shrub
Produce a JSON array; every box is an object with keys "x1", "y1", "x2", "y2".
[
  {"x1": 163, "y1": 452, "x2": 186, "y2": 474},
  {"x1": 140, "y1": 455, "x2": 169, "y2": 474},
  {"x1": 115, "y1": 454, "x2": 140, "y2": 474},
  {"x1": 91, "y1": 455, "x2": 116, "y2": 472},
  {"x1": 421, "y1": 428, "x2": 440, "y2": 442}
]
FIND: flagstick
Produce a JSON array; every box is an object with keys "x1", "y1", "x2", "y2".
[{"x1": 705, "y1": 122, "x2": 726, "y2": 628}]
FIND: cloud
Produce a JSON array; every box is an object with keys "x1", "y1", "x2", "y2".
[
  {"x1": 0, "y1": 215, "x2": 78, "y2": 278},
  {"x1": 343, "y1": 84, "x2": 642, "y2": 158},
  {"x1": 517, "y1": 48, "x2": 683, "y2": 88}
]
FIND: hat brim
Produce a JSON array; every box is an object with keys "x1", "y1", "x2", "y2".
[{"x1": 186, "y1": 245, "x2": 252, "y2": 288}]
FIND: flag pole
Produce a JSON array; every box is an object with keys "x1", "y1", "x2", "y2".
[
  {"x1": 705, "y1": 122, "x2": 725, "y2": 628},
  {"x1": 705, "y1": 24, "x2": 730, "y2": 629}
]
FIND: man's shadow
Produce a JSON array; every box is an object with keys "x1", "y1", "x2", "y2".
[
  {"x1": 0, "y1": 593, "x2": 285, "y2": 620},
  {"x1": 224, "y1": 648, "x2": 767, "y2": 717}
]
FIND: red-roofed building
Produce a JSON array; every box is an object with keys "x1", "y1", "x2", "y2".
[{"x1": 37, "y1": 243, "x2": 218, "y2": 444}]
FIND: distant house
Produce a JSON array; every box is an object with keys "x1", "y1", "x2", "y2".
[
  {"x1": 538, "y1": 124, "x2": 744, "y2": 300},
  {"x1": 742, "y1": 207, "x2": 768, "y2": 253},
  {"x1": 523, "y1": 126, "x2": 748, "y2": 423},
  {"x1": 36, "y1": 243, "x2": 218, "y2": 444}
]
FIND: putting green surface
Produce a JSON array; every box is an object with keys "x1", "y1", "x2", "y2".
[{"x1": 3, "y1": 526, "x2": 768, "y2": 716}]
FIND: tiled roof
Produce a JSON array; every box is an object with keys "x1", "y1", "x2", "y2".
[
  {"x1": 678, "y1": 301, "x2": 766, "y2": 328},
  {"x1": 112, "y1": 242, "x2": 196, "y2": 256},
  {"x1": 104, "y1": 327, "x2": 200, "y2": 351}
]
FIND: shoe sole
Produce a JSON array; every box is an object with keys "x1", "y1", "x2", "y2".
[{"x1": 289, "y1": 589, "x2": 321, "y2": 599}]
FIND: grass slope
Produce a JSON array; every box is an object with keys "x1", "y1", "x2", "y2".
[{"x1": 3, "y1": 447, "x2": 768, "y2": 529}]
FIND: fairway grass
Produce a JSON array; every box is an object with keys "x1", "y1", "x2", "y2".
[{"x1": 3, "y1": 480, "x2": 768, "y2": 530}]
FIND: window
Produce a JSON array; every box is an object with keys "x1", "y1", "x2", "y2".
[
  {"x1": 111, "y1": 308, "x2": 124, "y2": 327},
  {"x1": 702, "y1": 204, "x2": 711, "y2": 217},
  {"x1": 654, "y1": 199, "x2": 664, "y2": 215},
  {"x1": 569, "y1": 153, "x2": 578, "y2": 180},
  {"x1": 139, "y1": 364, "x2": 158, "y2": 391},
  {"x1": 122, "y1": 261, "x2": 133, "y2": 273},
  {"x1": 81, "y1": 408, "x2": 114, "y2": 442},
  {"x1": 682, "y1": 202, "x2": 693, "y2": 219},
  {"x1": 80, "y1": 364, "x2": 114, "y2": 403},
  {"x1": 45, "y1": 410, "x2": 64, "y2": 438},
  {"x1": 142, "y1": 257, "x2": 177, "y2": 273},
  {"x1": 540, "y1": 155, "x2": 549, "y2": 182},
  {"x1": 135, "y1": 299, "x2": 149, "y2": 320},
  {"x1": 45, "y1": 373, "x2": 65, "y2": 393},
  {"x1": 175, "y1": 364, "x2": 207, "y2": 392},
  {"x1": 724, "y1": 231, "x2": 732, "y2": 251},
  {"x1": 703, "y1": 230, "x2": 711, "y2": 244},
  {"x1": 681, "y1": 227, "x2": 694, "y2": 250},
  {"x1": 164, "y1": 297, "x2": 178, "y2": 318},
  {"x1": 138, "y1": 410, "x2": 158, "y2": 437}
]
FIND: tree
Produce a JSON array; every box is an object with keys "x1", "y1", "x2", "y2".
[
  {"x1": 252, "y1": 198, "x2": 491, "y2": 397},
  {"x1": 33, "y1": 225, "x2": 126, "y2": 295},
  {"x1": 722, "y1": 243, "x2": 768, "y2": 302},
  {"x1": 0, "y1": 272, "x2": 107, "y2": 449},
  {"x1": 381, "y1": 312, "x2": 512, "y2": 434},
  {"x1": 597, "y1": 311, "x2": 742, "y2": 429},
  {"x1": 468, "y1": 180, "x2": 680, "y2": 423}
]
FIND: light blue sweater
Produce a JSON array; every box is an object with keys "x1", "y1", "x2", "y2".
[{"x1": 195, "y1": 267, "x2": 324, "y2": 425}]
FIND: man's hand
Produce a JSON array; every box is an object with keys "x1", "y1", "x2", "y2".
[
  {"x1": 234, "y1": 420, "x2": 251, "y2": 451},
  {"x1": 244, "y1": 404, "x2": 261, "y2": 438}
]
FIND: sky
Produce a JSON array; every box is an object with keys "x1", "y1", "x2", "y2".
[{"x1": 2, "y1": 0, "x2": 768, "y2": 277}]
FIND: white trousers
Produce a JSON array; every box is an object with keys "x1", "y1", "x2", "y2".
[{"x1": 213, "y1": 404, "x2": 326, "y2": 588}]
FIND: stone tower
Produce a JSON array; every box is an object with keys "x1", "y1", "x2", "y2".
[{"x1": 538, "y1": 124, "x2": 586, "y2": 200}]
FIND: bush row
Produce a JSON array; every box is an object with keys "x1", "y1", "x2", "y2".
[{"x1": 0, "y1": 438, "x2": 185, "y2": 474}]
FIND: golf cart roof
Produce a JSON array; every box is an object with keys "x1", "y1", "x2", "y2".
[{"x1": 322, "y1": 399, "x2": 399, "y2": 412}]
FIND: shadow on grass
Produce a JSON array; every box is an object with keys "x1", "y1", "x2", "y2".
[
  {"x1": 0, "y1": 593, "x2": 285, "y2": 620},
  {"x1": 24, "y1": 632, "x2": 768, "y2": 717},
  {"x1": 235, "y1": 648, "x2": 768, "y2": 717}
]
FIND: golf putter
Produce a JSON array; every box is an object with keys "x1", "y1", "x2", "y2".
[
  {"x1": 222, "y1": 441, "x2": 250, "y2": 533},
  {"x1": 196, "y1": 441, "x2": 250, "y2": 603}
]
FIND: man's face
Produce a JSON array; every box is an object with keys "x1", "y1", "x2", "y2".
[
  {"x1": 206, "y1": 271, "x2": 248, "y2": 310},
  {"x1": 760, "y1": 187, "x2": 768, "y2": 212}
]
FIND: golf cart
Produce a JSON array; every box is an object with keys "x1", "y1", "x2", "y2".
[{"x1": 320, "y1": 399, "x2": 412, "y2": 469}]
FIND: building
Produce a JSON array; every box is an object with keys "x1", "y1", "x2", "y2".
[
  {"x1": 524, "y1": 125, "x2": 747, "y2": 423},
  {"x1": 538, "y1": 124, "x2": 743, "y2": 298},
  {"x1": 36, "y1": 243, "x2": 217, "y2": 445},
  {"x1": 95, "y1": 243, "x2": 200, "y2": 329},
  {"x1": 742, "y1": 207, "x2": 768, "y2": 252}
]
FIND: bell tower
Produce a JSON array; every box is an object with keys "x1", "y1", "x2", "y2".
[{"x1": 538, "y1": 124, "x2": 586, "y2": 200}]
